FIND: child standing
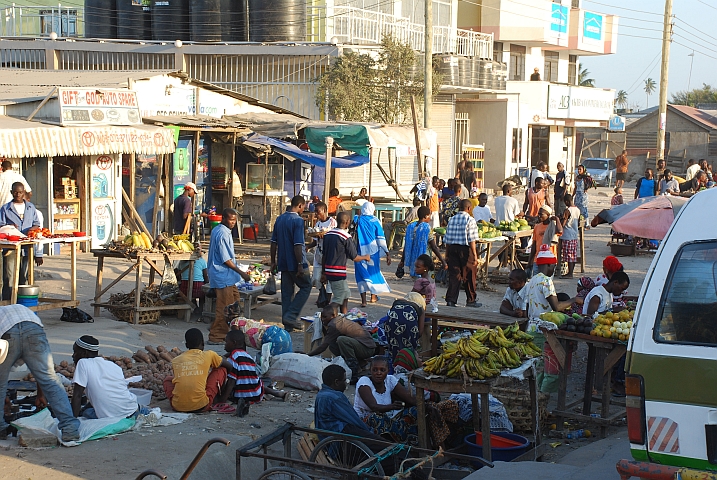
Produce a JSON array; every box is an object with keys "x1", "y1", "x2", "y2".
[
  {"x1": 307, "y1": 202, "x2": 337, "y2": 305},
  {"x1": 411, "y1": 254, "x2": 438, "y2": 313},
  {"x1": 560, "y1": 194, "x2": 581, "y2": 279}
]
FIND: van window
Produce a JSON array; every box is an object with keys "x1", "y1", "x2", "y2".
[{"x1": 654, "y1": 241, "x2": 717, "y2": 345}]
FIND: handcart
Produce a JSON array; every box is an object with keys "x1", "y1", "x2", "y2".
[{"x1": 236, "y1": 423, "x2": 492, "y2": 480}]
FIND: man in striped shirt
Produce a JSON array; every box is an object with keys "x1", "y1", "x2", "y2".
[
  {"x1": 445, "y1": 199, "x2": 481, "y2": 308},
  {"x1": 321, "y1": 212, "x2": 370, "y2": 314}
]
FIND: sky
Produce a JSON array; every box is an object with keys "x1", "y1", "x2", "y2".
[{"x1": 582, "y1": 0, "x2": 716, "y2": 110}]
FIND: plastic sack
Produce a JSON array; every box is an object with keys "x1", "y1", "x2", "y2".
[
  {"x1": 261, "y1": 325, "x2": 293, "y2": 355},
  {"x1": 60, "y1": 307, "x2": 94, "y2": 323},
  {"x1": 158, "y1": 254, "x2": 180, "y2": 300},
  {"x1": 230, "y1": 318, "x2": 267, "y2": 349},
  {"x1": 267, "y1": 353, "x2": 351, "y2": 391},
  {"x1": 316, "y1": 285, "x2": 330, "y2": 308},
  {"x1": 12, "y1": 408, "x2": 135, "y2": 446},
  {"x1": 263, "y1": 274, "x2": 277, "y2": 295}
]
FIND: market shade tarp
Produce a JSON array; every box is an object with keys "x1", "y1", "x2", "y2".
[
  {"x1": 611, "y1": 195, "x2": 688, "y2": 240},
  {"x1": 594, "y1": 196, "x2": 657, "y2": 224},
  {"x1": 242, "y1": 133, "x2": 369, "y2": 169},
  {"x1": 305, "y1": 124, "x2": 370, "y2": 157},
  {"x1": 0, "y1": 115, "x2": 175, "y2": 157}
]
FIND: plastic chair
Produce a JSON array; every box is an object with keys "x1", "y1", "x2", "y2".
[{"x1": 238, "y1": 214, "x2": 258, "y2": 243}]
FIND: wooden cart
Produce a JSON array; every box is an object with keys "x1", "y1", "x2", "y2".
[{"x1": 91, "y1": 249, "x2": 200, "y2": 324}]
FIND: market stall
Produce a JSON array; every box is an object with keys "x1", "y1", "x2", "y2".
[
  {"x1": 491, "y1": 229, "x2": 533, "y2": 271},
  {"x1": 424, "y1": 311, "x2": 528, "y2": 356}
]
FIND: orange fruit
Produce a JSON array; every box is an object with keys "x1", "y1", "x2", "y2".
[{"x1": 602, "y1": 331, "x2": 611, "y2": 339}]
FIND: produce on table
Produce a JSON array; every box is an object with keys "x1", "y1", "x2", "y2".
[
  {"x1": 109, "y1": 232, "x2": 195, "y2": 254},
  {"x1": 498, "y1": 218, "x2": 531, "y2": 232},
  {"x1": 422, "y1": 323, "x2": 542, "y2": 380},
  {"x1": 540, "y1": 311, "x2": 575, "y2": 327},
  {"x1": 244, "y1": 264, "x2": 271, "y2": 286},
  {"x1": 551, "y1": 313, "x2": 595, "y2": 334},
  {"x1": 590, "y1": 310, "x2": 635, "y2": 341},
  {"x1": 476, "y1": 220, "x2": 501, "y2": 239}
]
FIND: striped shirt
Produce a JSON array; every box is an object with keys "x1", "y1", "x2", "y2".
[
  {"x1": 227, "y1": 349, "x2": 263, "y2": 401},
  {"x1": 444, "y1": 211, "x2": 479, "y2": 246},
  {"x1": 321, "y1": 228, "x2": 358, "y2": 281}
]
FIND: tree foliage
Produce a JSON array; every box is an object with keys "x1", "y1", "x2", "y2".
[
  {"x1": 316, "y1": 35, "x2": 442, "y2": 124},
  {"x1": 578, "y1": 67, "x2": 595, "y2": 87},
  {"x1": 616, "y1": 90, "x2": 628, "y2": 109},
  {"x1": 671, "y1": 84, "x2": 717, "y2": 107}
]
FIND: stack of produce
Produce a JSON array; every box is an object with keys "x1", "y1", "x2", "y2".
[
  {"x1": 423, "y1": 324, "x2": 542, "y2": 380},
  {"x1": 541, "y1": 312, "x2": 594, "y2": 334},
  {"x1": 108, "y1": 232, "x2": 195, "y2": 254},
  {"x1": 590, "y1": 310, "x2": 634, "y2": 341},
  {"x1": 476, "y1": 220, "x2": 501, "y2": 239},
  {"x1": 497, "y1": 219, "x2": 530, "y2": 232}
]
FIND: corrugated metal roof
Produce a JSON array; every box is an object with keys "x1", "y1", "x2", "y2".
[
  {"x1": 143, "y1": 114, "x2": 253, "y2": 131},
  {"x1": 0, "y1": 69, "x2": 173, "y2": 105}
]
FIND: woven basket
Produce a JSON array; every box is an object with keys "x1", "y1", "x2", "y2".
[
  {"x1": 107, "y1": 307, "x2": 160, "y2": 325},
  {"x1": 490, "y1": 386, "x2": 550, "y2": 433}
]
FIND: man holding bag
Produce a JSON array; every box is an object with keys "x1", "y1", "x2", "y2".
[{"x1": 207, "y1": 208, "x2": 251, "y2": 345}]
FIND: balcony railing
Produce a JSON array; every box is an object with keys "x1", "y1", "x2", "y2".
[
  {"x1": 307, "y1": 6, "x2": 493, "y2": 59},
  {"x1": 3, "y1": 4, "x2": 82, "y2": 37}
]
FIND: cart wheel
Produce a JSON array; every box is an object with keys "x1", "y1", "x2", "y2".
[
  {"x1": 309, "y1": 436, "x2": 385, "y2": 477},
  {"x1": 257, "y1": 466, "x2": 312, "y2": 480}
]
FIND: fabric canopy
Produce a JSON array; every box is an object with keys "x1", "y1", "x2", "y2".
[
  {"x1": 611, "y1": 196, "x2": 688, "y2": 240},
  {"x1": 304, "y1": 124, "x2": 371, "y2": 158},
  {"x1": 241, "y1": 133, "x2": 369, "y2": 169}
]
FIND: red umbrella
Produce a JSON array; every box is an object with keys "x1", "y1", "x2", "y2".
[{"x1": 611, "y1": 196, "x2": 688, "y2": 240}]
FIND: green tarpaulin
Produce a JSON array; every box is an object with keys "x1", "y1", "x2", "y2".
[{"x1": 304, "y1": 124, "x2": 370, "y2": 157}]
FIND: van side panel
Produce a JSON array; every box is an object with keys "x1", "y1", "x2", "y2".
[{"x1": 631, "y1": 352, "x2": 717, "y2": 407}]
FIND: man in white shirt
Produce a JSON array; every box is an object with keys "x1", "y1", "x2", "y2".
[
  {"x1": 71, "y1": 336, "x2": 146, "y2": 419},
  {"x1": 493, "y1": 184, "x2": 522, "y2": 223},
  {"x1": 0, "y1": 160, "x2": 31, "y2": 206},
  {"x1": 472, "y1": 193, "x2": 494, "y2": 223},
  {"x1": 685, "y1": 159, "x2": 701, "y2": 181}
]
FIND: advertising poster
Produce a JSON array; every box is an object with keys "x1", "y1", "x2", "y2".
[
  {"x1": 174, "y1": 146, "x2": 190, "y2": 177},
  {"x1": 583, "y1": 12, "x2": 603, "y2": 41},
  {"x1": 90, "y1": 154, "x2": 120, "y2": 249}
]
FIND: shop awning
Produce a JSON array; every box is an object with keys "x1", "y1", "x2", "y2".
[
  {"x1": 242, "y1": 134, "x2": 369, "y2": 169},
  {"x1": 0, "y1": 116, "x2": 175, "y2": 157}
]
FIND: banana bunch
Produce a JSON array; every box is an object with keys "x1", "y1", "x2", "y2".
[
  {"x1": 488, "y1": 326, "x2": 516, "y2": 349},
  {"x1": 456, "y1": 336, "x2": 489, "y2": 359},
  {"x1": 123, "y1": 232, "x2": 152, "y2": 250},
  {"x1": 174, "y1": 239, "x2": 195, "y2": 252},
  {"x1": 173, "y1": 234, "x2": 190, "y2": 242}
]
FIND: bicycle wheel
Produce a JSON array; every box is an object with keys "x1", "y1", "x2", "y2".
[
  {"x1": 257, "y1": 466, "x2": 312, "y2": 480},
  {"x1": 309, "y1": 437, "x2": 385, "y2": 477}
]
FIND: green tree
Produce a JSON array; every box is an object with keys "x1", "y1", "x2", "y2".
[
  {"x1": 671, "y1": 83, "x2": 717, "y2": 107},
  {"x1": 644, "y1": 78, "x2": 657, "y2": 108},
  {"x1": 316, "y1": 35, "x2": 441, "y2": 123},
  {"x1": 578, "y1": 67, "x2": 595, "y2": 87},
  {"x1": 616, "y1": 90, "x2": 628, "y2": 110}
]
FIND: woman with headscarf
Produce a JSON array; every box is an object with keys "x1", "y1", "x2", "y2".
[
  {"x1": 398, "y1": 206, "x2": 445, "y2": 278},
  {"x1": 595, "y1": 255, "x2": 628, "y2": 307},
  {"x1": 383, "y1": 292, "x2": 426, "y2": 362},
  {"x1": 354, "y1": 202, "x2": 391, "y2": 307}
]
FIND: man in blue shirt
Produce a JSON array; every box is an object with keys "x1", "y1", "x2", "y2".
[
  {"x1": 270, "y1": 195, "x2": 311, "y2": 331},
  {"x1": 315, "y1": 364, "x2": 379, "y2": 438},
  {"x1": 207, "y1": 208, "x2": 251, "y2": 344},
  {"x1": 0, "y1": 182, "x2": 42, "y2": 301}
]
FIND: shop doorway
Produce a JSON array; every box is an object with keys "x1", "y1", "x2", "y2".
[{"x1": 530, "y1": 126, "x2": 550, "y2": 168}]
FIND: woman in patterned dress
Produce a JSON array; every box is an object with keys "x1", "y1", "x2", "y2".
[{"x1": 383, "y1": 292, "x2": 425, "y2": 362}]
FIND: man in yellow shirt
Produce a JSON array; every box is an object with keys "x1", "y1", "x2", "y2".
[{"x1": 163, "y1": 328, "x2": 234, "y2": 412}]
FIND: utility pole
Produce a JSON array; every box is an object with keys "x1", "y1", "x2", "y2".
[
  {"x1": 424, "y1": 0, "x2": 433, "y2": 129},
  {"x1": 656, "y1": 0, "x2": 673, "y2": 165}
]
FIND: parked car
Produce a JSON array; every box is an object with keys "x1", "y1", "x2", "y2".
[
  {"x1": 580, "y1": 158, "x2": 616, "y2": 187},
  {"x1": 618, "y1": 188, "x2": 717, "y2": 479}
]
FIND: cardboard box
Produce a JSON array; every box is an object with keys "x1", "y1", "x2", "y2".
[{"x1": 54, "y1": 186, "x2": 77, "y2": 199}]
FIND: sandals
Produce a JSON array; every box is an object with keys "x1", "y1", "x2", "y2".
[{"x1": 210, "y1": 403, "x2": 236, "y2": 414}]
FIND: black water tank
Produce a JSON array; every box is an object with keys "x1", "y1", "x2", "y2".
[
  {"x1": 190, "y1": 0, "x2": 223, "y2": 41},
  {"x1": 85, "y1": 0, "x2": 116, "y2": 39},
  {"x1": 152, "y1": 0, "x2": 190, "y2": 41},
  {"x1": 117, "y1": 0, "x2": 151, "y2": 40},
  {"x1": 248, "y1": 0, "x2": 305, "y2": 42}
]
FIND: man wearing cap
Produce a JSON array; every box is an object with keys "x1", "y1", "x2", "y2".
[
  {"x1": 173, "y1": 182, "x2": 197, "y2": 235},
  {"x1": 71, "y1": 336, "x2": 149, "y2": 419},
  {"x1": 0, "y1": 304, "x2": 80, "y2": 442}
]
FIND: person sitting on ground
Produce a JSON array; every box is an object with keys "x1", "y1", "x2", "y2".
[
  {"x1": 583, "y1": 271, "x2": 630, "y2": 318},
  {"x1": 163, "y1": 328, "x2": 234, "y2": 413},
  {"x1": 403, "y1": 197, "x2": 423, "y2": 224},
  {"x1": 472, "y1": 193, "x2": 494, "y2": 224},
  {"x1": 176, "y1": 243, "x2": 209, "y2": 315},
  {"x1": 327, "y1": 188, "x2": 342, "y2": 215},
  {"x1": 71, "y1": 336, "x2": 148, "y2": 419},
  {"x1": 307, "y1": 303, "x2": 376, "y2": 384},
  {"x1": 500, "y1": 269, "x2": 527, "y2": 318},
  {"x1": 559, "y1": 195, "x2": 581, "y2": 279},
  {"x1": 611, "y1": 186, "x2": 624, "y2": 205},
  {"x1": 320, "y1": 212, "x2": 370, "y2": 314}
]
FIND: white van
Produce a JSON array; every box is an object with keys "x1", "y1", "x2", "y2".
[{"x1": 620, "y1": 188, "x2": 717, "y2": 476}]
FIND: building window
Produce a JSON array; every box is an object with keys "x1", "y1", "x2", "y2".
[
  {"x1": 493, "y1": 42, "x2": 503, "y2": 62},
  {"x1": 531, "y1": 126, "x2": 550, "y2": 168},
  {"x1": 568, "y1": 55, "x2": 578, "y2": 85},
  {"x1": 510, "y1": 45, "x2": 526, "y2": 81},
  {"x1": 544, "y1": 51, "x2": 559, "y2": 83}
]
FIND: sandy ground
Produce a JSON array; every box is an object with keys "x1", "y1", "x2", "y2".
[{"x1": 0, "y1": 186, "x2": 654, "y2": 479}]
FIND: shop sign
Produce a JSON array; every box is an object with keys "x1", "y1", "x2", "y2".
[
  {"x1": 609, "y1": 115, "x2": 626, "y2": 132},
  {"x1": 547, "y1": 84, "x2": 614, "y2": 121},
  {"x1": 59, "y1": 88, "x2": 142, "y2": 126},
  {"x1": 77, "y1": 128, "x2": 172, "y2": 152},
  {"x1": 551, "y1": 4, "x2": 568, "y2": 34},
  {"x1": 583, "y1": 12, "x2": 603, "y2": 41}
]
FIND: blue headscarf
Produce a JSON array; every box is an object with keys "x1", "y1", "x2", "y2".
[
  {"x1": 355, "y1": 202, "x2": 388, "y2": 259},
  {"x1": 403, "y1": 220, "x2": 430, "y2": 276}
]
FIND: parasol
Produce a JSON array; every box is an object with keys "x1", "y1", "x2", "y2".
[{"x1": 611, "y1": 196, "x2": 688, "y2": 240}]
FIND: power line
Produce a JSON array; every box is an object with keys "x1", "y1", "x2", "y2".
[
  {"x1": 674, "y1": 16, "x2": 717, "y2": 45},
  {"x1": 674, "y1": 39, "x2": 717, "y2": 61},
  {"x1": 582, "y1": 0, "x2": 663, "y2": 17}
]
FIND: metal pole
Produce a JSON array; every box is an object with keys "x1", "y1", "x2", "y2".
[
  {"x1": 324, "y1": 137, "x2": 333, "y2": 203},
  {"x1": 423, "y1": 0, "x2": 433, "y2": 128},
  {"x1": 687, "y1": 51, "x2": 694, "y2": 91},
  {"x1": 656, "y1": 0, "x2": 673, "y2": 164}
]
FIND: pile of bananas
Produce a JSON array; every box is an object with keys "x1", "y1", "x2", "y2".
[
  {"x1": 423, "y1": 323, "x2": 542, "y2": 380},
  {"x1": 113, "y1": 232, "x2": 195, "y2": 253}
]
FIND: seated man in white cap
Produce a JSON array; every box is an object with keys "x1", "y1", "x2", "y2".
[
  {"x1": 71, "y1": 336, "x2": 148, "y2": 419},
  {"x1": 173, "y1": 182, "x2": 197, "y2": 235}
]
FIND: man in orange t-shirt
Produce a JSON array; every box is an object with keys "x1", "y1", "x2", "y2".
[
  {"x1": 615, "y1": 150, "x2": 630, "y2": 188},
  {"x1": 428, "y1": 176, "x2": 440, "y2": 228},
  {"x1": 327, "y1": 188, "x2": 342, "y2": 215},
  {"x1": 523, "y1": 177, "x2": 549, "y2": 220}
]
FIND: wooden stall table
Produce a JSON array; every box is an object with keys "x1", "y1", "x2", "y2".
[
  {"x1": 544, "y1": 328, "x2": 626, "y2": 438},
  {"x1": 411, "y1": 365, "x2": 543, "y2": 461},
  {"x1": 474, "y1": 236, "x2": 507, "y2": 288},
  {"x1": 424, "y1": 311, "x2": 528, "y2": 357},
  {"x1": 0, "y1": 236, "x2": 91, "y2": 310},
  {"x1": 91, "y1": 249, "x2": 200, "y2": 324},
  {"x1": 491, "y1": 229, "x2": 533, "y2": 271}
]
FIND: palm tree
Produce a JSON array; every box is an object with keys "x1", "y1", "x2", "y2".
[
  {"x1": 644, "y1": 78, "x2": 657, "y2": 109},
  {"x1": 578, "y1": 67, "x2": 595, "y2": 87},
  {"x1": 616, "y1": 90, "x2": 628, "y2": 110}
]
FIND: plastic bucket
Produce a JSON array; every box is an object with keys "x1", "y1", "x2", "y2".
[
  {"x1": 209, "y1": 221, "x2": 221, "y2": 230},
  {"x1": 129, "y1": 388, "x2": 152, "y2": 406},
  {"x1": 243, "y1": 223, "x2": 258, "y2": 240},
  {"x1": 17, "y1": 295, "x2": 39, "y2": 307},
  {"x1": 463, "y1": 432, "x2": 530, "y2": 468}
]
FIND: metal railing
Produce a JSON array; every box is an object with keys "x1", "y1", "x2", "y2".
[
  {"x1": 308, "y1": 6, "x2": 493, "y2": 58},
  {"x1": 2, "y1": 4, "x2": 82, "y2": 37}
]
